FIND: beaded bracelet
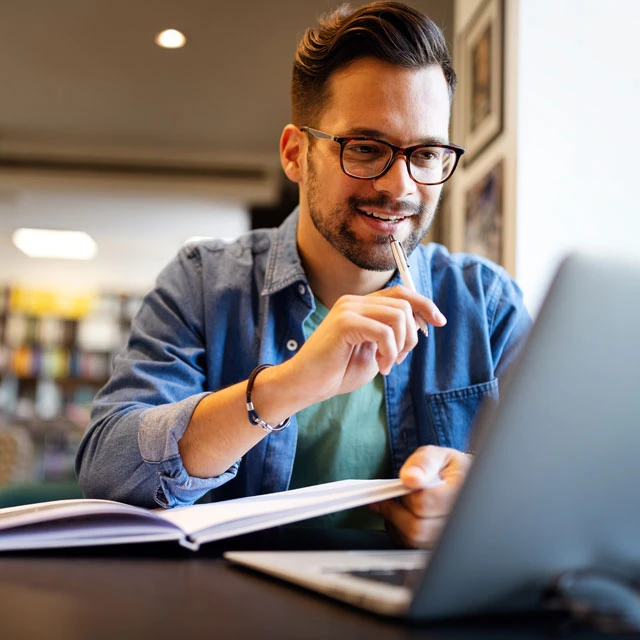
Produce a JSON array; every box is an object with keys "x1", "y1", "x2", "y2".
[{"x1": 245, "y1": 364, "x2": 291, "y2": 433}]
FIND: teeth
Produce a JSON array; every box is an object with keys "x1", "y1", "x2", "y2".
[{"x1": 364, "y1": 210, "x2": 404, "y2": 222}]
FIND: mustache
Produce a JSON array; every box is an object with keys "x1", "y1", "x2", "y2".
[{"x1": 348, "y1": 195, "x2": 425, "y2": 216}]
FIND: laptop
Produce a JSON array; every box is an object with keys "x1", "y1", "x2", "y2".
[{"x1": 225, "y1": 252, "x2": 640, "y2": 621}]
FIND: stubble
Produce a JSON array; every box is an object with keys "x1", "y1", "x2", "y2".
[{"x1": 305, "y1": 153, "x2": 439, "y2": 271}]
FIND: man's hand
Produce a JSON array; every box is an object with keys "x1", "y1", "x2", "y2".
[
  {"x1": 181, "y1": 286, "x2": 445, "y2": 479},
  {"x1": 285, "y1": 286, "x2": 446, "y2": 408},
  {"x1": 371, "y1": 445, "x2": 473, "y2": 548}
]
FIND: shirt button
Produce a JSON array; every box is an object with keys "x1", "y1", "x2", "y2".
[
  {"x1": 298, "y1": 284, "x2": 306, "y2": 296},
  {"x1": 286, "y1": 339, "x2": 298, "y2": 352}
]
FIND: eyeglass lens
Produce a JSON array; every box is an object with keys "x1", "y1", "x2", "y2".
[{"x1": 341, "y1": 140, "x2": 455, "y2": 184}]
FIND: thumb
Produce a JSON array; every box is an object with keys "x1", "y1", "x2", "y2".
[{"x1": 399, "y1": 446, "x2": 448, "y2": 489}]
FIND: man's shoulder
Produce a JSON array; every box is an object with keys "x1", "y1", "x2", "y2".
[
  {"x1": 182, "y1": 227, "x2": 277, "y2": 264},
  {"x1": 177, "y1": 209, "x2": 298, "y2": 272},
  {"x1": 417, "y1": 242, "x2": 511, "y2": 283},
  {"x1": 417, "y1": 243, "x2": 529, "y2": 333}
]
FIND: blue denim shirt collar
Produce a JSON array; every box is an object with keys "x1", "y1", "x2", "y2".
[{"x1": 262, "y1": 208, "x2": 308, "y2": 297}]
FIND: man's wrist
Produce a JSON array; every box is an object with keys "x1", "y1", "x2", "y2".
[
  {"x1": 246, "y1": 364, "x2": 291, "y2": 433},
  {"x1": 249, "y1": 358, "x2": 325, "y2": 422}
]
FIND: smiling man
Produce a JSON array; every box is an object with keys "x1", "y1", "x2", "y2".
[{"x1": 77, "y1": 1, "x2": 531, "y2": 548}]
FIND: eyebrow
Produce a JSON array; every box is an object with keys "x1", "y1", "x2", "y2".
[{"x1": 340, "y1": 127, "x2": 450, "y2": 146}]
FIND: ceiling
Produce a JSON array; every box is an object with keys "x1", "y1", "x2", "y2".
[{"x1": 0, "y1": 0, "x2": 454, "y2": 292}]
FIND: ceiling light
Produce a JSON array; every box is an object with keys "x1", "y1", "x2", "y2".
[
  {"x1": 154, "y1": 29, "x2": 187, "y2": 49},
  {"x1": 12, "y1": 228, "x2": 98, "y2": 260}
]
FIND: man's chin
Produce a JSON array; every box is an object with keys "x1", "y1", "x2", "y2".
[
  {"x1": 340, "y1": 248, "x2": 397, "y2": 272},
  {"x1": 337, "y1": 229, "x2": 428, "y2": 271}
]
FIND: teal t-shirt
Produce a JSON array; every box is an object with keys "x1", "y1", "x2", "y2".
[{"x1": 289, "y1": 300, "x2": 392, "y2": 529}]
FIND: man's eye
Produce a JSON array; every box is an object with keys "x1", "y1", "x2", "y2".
[
  {"x1": 412, "y1": 148, "x2": 442, "y2": 166},
  {"x1": 345, "y1": 143, "x2": 385, "y2": 158}
]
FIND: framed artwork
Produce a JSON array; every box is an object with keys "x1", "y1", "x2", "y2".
[
  {"x1": 423, "y1": 186, "x2": 450, "y2": 246},
  {"x1": 457, "y1": 0, "x2": 504, "y2": 165},
  {"x1": 464, "y1": 159, "x2": 504, "y2": 265}
]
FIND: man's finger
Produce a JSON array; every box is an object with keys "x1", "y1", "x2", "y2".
[{"x1": 372, "y1": 499, "x2": 445, "y2": 549}]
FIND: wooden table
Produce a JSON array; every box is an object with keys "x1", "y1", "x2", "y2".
[{"x1": 0, "y1": 528, "x2": 605, "y2": 639}]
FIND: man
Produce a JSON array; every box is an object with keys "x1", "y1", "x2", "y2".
[{"x1": 76, "y1": 1, "x2": 531, "y2": 548}]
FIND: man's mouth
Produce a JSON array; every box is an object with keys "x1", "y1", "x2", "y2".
[{"x1": 359, "y1": 209, "x2": 408, "y2": 223}]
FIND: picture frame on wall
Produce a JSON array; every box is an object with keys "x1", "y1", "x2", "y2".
[
  {"x1": 456, "y1": 0, "x2": 504, "y2": 165},
  {"x1": 423, "y1": 186, "x2": 450, "y2": 247},
  {"x1": 464, "y1": 159, "x2": 504, "y2": 266}
]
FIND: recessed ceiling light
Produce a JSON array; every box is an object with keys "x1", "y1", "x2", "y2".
[
  {"x1": 12, "y1": 228, "x2": 98, "y2": 260},
  {"x1": 155, "y1": 28, "x2": 187, "y2": 49}
]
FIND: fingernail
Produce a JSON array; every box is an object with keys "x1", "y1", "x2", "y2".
[{"x1": 435, "y1": 310, "x2": 447, "y2": 325}]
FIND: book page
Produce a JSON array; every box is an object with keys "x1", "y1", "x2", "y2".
[
  {"x1": 0, "y1": 499, "x2": 183, "y2": 551},
  {"x1": 0, "y1": 479, "x2": 412, "y2": 552},
  {"x1": 0, "y1": 499, "x2": 155, "y2": 527},
  {"x1": 156, "y1": 478, "x2": 410, "y2": 546}
]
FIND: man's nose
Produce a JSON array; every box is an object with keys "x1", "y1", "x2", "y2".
[{"x1": 372, "y1": 155, "x2": 418, "y2": 199}]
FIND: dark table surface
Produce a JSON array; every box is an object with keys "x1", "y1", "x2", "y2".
[{"x1": 0, "y1": 527, "x2": 614, "y2": 639}]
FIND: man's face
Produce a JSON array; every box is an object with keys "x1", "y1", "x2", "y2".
[{"x1": 300, "y1": 57, "x2": 451, "y2": 271}]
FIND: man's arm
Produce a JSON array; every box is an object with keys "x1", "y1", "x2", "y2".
[
  {"x1": 77, "y1": 258, "x2": 445, "y2": 508},
  {"x1": 179, "y1": 287, "x2": 447, "y2": 478}
]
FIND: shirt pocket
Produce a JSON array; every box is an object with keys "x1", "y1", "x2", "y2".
[{"x1": 427, "y1": 378, "x2": 499, "y2": 451}]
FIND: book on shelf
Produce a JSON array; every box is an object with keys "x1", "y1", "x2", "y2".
[{"x1": 0, "y1": 478, "x2": 410, "y2": 552}]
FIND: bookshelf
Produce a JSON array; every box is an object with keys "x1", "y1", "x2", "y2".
[{"x1": 0, "y1": 285, "x2": 143, "y2": 483}]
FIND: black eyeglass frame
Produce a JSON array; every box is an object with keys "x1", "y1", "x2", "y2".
[{"x1": 300, "y1": 126, "x2": 465, "y2": 186}]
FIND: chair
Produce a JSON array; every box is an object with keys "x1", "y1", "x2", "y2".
[
  {"x1": 0, "y1": 424, "x2": 83, "y2": 507},
  {"x1": 0, "y1": 424, "x2": 34, "y2": 485}
]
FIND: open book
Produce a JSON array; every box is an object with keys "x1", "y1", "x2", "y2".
[{"x1": 0, "y1": 478, "x2": 410, "y2": 552}]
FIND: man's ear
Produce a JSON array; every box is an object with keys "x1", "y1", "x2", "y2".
[{"x1": 280, "y1": 124, "x2": 305, "y2": 183}]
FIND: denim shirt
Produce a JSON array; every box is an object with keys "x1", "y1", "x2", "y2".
[{"x1": 76, "y1": 209, "x2": 531, "y2": 508}]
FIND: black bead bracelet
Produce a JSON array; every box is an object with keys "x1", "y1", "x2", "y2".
[{"x1": 245, "y1": 364, "x2": 291, "y2": 433}]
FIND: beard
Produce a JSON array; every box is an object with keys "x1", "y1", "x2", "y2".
[{"x1": 306, "y1": 154, "x2": 439, "y2": 271}]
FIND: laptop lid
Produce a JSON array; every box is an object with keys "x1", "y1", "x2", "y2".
[
  {"x1": 410, "y1": 252, "x2": 640, "y2": 619},
  {"x1": 226, "y1": 253, "x2": 640, "y2": 621}
]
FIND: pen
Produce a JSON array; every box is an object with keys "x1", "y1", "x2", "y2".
[{"x1": 389, "y1": 234, "x2": 429, "y2": 337}]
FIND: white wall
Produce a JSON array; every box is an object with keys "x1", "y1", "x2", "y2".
[
  {"x1": 454, "y1": 0, "x2": 640, "y2": 314},
  {"x1": 515, "y1": 0, "x2": 640, "y2": 313}
]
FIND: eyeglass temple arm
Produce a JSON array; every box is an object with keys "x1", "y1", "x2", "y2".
[{"x1": 300, "y1": 127, "x2": 336, "y2": 141}]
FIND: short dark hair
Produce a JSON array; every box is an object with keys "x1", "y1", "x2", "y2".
[{"x1": 291, "y1": 1, "x2": 456, "y2": 126}]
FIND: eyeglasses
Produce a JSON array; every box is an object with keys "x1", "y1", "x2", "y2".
[{"x1": 300, "y1": 126, "x2": 464, "y2": 186}]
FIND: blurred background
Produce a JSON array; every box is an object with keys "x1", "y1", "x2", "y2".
[{"x1": 0, "y1": 0, "x2": 638, "y2": 500}]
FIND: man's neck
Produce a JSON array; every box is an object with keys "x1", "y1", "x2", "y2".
[{"x1": 296, "y1": 216, "x2": 393, "y2": 309}]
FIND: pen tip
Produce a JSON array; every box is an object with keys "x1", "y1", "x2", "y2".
[{"x1": 389, "y1": 234, "x2": 396, "y2": 243}]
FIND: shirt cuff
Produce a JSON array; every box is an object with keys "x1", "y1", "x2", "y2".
[{"x1": 138, "y1": 392, "x2": 239, "y2": 507}]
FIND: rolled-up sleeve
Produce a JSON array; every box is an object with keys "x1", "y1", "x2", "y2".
[
  {"x1": 138, "y1": 395, "x2": 240, "y2": 507},
  {"x1": 76, "y1": 245, "x2": 240, "y2": 508}
]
